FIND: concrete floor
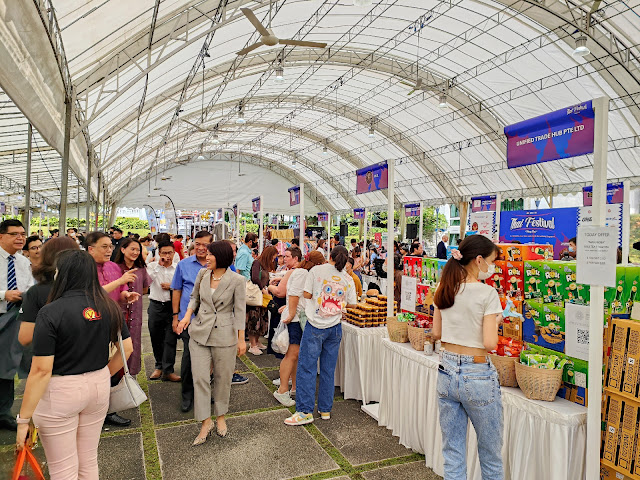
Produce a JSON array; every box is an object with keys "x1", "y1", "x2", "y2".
[{"x1": 0, "y1": 299, "x2": 442, "y2": 480}]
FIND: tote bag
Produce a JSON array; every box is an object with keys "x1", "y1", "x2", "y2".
[{"x1": 108, "y1": 331, "x2": 147, "y2": 414}]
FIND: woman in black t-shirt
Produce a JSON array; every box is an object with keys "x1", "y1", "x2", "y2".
[{"x1": 16, "y1": 251, "x2": 133, "y2": 480}]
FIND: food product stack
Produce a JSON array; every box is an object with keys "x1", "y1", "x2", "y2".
[{"x1": 344, "y1": 295, "x2": 397, "y2": 328}]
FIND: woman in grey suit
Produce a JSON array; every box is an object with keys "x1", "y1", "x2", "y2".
[{"x1": 176, "y1": 241, "x2": 246, "y2": 445}]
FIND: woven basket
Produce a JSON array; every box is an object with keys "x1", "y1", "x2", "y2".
[
  {"x1": 515, "y1": 362, "x2": 562, "y2": 401},
  {"x1": 489, "y1": 354, "x2": 519, "y2": 387},
  {"x1": 386, "y1": 316, "x2": 409, "y2": 343},
  {"x1": 407, "y1": 323, "x2": 427, "y2": 351}
]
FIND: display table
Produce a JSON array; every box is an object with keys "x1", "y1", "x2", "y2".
[
  {"x1": 361, "y1": 274, "x2": 388, "y2": 293},
  {"x1": 334, "y1": 322, "x2": 388, "y2": 405},
  {"x1": 378, "y1": 339, "x2": 587, "y2": 480}
]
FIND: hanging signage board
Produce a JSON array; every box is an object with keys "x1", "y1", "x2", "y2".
[
  {"x1": 232, "y1": 204, "x2": 238, "y2": 219},
  {"x1": 251, "y1": 197, "x2": 261, "y2": 213},
  {"x1": 0, "y1": 203, "x2": 6, "y2": 214},
  {"x1": 578, "y1": 204, "x2": 623, "y2": 247},
  {"x1": 356, "y1": 162, "x2": 388, "y2": 194},
  {"x1": 468, "y1": 211, "x2": 496, "y2": 239},
  {"x1": 576, "y1": 226, "x2": 617, "y2": 287},
  {"x1": 144, "y1": 207, "x2": 158, "y2": 234},
  {"x1": 288, "y1": 186, "x2": 300, "y2": 206},
  {"x1": 318, "y1": 212, "x2": 329, "y2": 222},
  {"x1": 504, "y1": 101, "x2": 595, "y2": 168},
  {"x1": 163, "y1": 200, "x2": 178, "y2": 233},
  {"x1": 499, "y1": 208, "x2": 578, "y2": 259},
  {"x1": 404, "y1": 203, "x2": 420, "y2": 217},
  {"x1": 470, "y1": 195, "x2": 497, "y2": 212},
  {"x1": 582, "y1": 181, "x2": 624, "y2": 206},
  {"x1": 354, "y1": 208, "x2": 365, "y2": 220},
  {"x1": 12, "y1": 206, "x2": 18, "y2": 216}
]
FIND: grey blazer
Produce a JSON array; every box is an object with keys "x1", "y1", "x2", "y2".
[{"x1": 187, "y1": 268, "x2": 246, "y2": 347}]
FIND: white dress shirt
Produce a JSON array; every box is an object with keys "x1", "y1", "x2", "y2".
[
  {"x1": 147, "y1": 260, "x2": 177, "y2": 302},
  {"x1": 0, "y1": 246, "x2": 35, "y2": 313}
]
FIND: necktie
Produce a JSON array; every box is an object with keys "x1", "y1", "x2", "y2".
[{"x1": 7, "y1": 254, "x2": 17, "y2": 310}]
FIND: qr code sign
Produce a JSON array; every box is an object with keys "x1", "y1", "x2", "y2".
[{"x1": 577, "y1": 328, "x2": 589, "y2": 345}]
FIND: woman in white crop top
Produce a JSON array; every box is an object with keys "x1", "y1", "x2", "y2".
[{"x1": 432, "y1": 235, "x2": 504, "y2": 480}]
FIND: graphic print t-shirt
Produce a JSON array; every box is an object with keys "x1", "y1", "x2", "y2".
[{"x1": 304, "y1": 263, "x2": 356, "y2": 329}]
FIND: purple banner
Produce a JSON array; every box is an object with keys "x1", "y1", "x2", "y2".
[
  {"x1": 404, "y1": 203, "x2": 420, "y2": 217},
  {"x1": 582, "y1": 182, "x2": 624, "y2": 206},
  {"x1": 251, "y1": 197, "x2": 260, "y2": 213},
  {"x1": 356, "y1": 162, "x2": 388, "y2": 195},
  {"x1": 318, "y1": 212, "x2": 329, "y2": 222},
  {"x1": 504, "y1": 101, "x2": 594, "y2": 168},
  {"x1": 288, "y1": 185, "x2": 300, "y2": 206},
  {"x1": 232, "y1": 203, "x2": 238, "y2": 219},
  {"x1": 353, "y1": 208, "x2": 365, "y2": 220},
  {"x1": 471, "y1": 195, "x2": 497, "y2": 213}
]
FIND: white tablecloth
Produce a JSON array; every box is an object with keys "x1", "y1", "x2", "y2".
[
  {"x1": 335, "y1": 322, "x2": 388, "y2": 404},
  {"x1": 378, "y1": 339, "x2": 587, "y2": 480},
  {"x1": 361, "y1": 274, "x2": 388, "y2": 293}
]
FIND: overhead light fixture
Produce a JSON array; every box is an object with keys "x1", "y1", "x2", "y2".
[
  {"x1": 368, "y1": 127, "x2": 375, "y2": 138},
  {"x1": 274, "y1": 66, "x2": 285, "y2": 84},
  {"x1": 0, "y1": 192, "x2": 5, "y2": 196},
  {"x1": 236, "y1": 110, "x2": 246, "y2": 124},
  {"x1": 439, "y1": 93, "x2": 448, "y2": 108},
  {"x1": 197, "y1": 154, "x2": 205, "y2": 161},
  {"x1": 353, "y1": 0, "x2": 373, "y2": 5},
  {"x1": 573, "y1": 35, "x2": 590, "y2": 57},
  {"x1": 212, "y1": 133, "x2": 220, "y2": 144},
  {"x1": 322, "y1": 145, "x2": 328, "y2": 155}
]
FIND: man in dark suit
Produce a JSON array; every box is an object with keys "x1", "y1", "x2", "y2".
[{"x1": 436, "y1": 234, "x2": 449, "y2": 260}]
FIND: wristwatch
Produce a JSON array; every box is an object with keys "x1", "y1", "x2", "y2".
[{"x1": 16, "y1": 414, "x2": 30, "y2": 424}]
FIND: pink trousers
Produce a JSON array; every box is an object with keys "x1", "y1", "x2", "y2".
[{"x1": 32, "y1": 366, "x2": 110, "y2": 480}]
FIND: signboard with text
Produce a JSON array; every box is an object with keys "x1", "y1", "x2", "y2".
[
  {"x1": 318, "y1": 212, "x2": 329, "y2": 222},
  {"x1": 354, "y1": 208, "x2": 365, "y2": 220},
  {"x1": 356, "y1": 162, "x2": 388, "y2": 195},
  {"x1": 582, "y1": 181, "x2": 624, "y2": 206},
  {"x1": 288, "y1": 186, "x2": 300, "y2": 206},
  {"x1": 471, "y1": 195, "x2": 497, "y2": 213},
  {"x1": 251, "y1": 197, "x2": 261, "y2": 213},
  {"x1": 404, "y1": 203, "x2": 420, "y2": 217}
]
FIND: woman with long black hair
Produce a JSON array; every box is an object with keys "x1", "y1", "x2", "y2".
[
  {"x1": 432, "y1": 235, "x2": 504, "y2": 479},
  {"x1": 16, "y1": 250, "x2": 133, "y2": 479}
]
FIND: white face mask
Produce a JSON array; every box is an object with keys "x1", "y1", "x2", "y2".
[{"x1": 477, "y1": 258, "x2": 495, "y2": 281}]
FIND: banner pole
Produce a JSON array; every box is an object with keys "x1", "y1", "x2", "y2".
[
  {"x1": 300, "y1": 183, "x2": 305, "y2": 256},
  {"x1": 387, "y1": 160, "x2": 395, "y2": 318},
  {"x1": 327, "y1": 211, "x2": 331, "y2": 261},
  {"x1": 419, "y1": 201, "x2": 424, "y2": 247},
  {"x1": 622, "y1": 180, "x2": 630, "y2": 264},
  {"x1": 259, "y1": 196, "x2": 264, "y2": 254}
]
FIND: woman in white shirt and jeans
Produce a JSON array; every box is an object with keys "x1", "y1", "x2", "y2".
[{"x1": 432, "y1": 235, "x2": 504, "y2": 480}]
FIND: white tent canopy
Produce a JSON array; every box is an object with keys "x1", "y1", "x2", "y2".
[{"x1": 0, "y1": 0, "x2": 638, "y2": 214}]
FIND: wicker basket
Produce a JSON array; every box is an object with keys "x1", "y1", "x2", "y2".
[
  {"x1": 489, "y1": 354, "x2": 519, "y2": 387},
  {"x1": 515, "y1": 362, "x2": 562, "y2": 401},
  {"x1": 386, "y1": 316, "x2": 409, "y2": 343},
  {"x1": 407, "y1": 323, "x2": 427, "y2": 351}
]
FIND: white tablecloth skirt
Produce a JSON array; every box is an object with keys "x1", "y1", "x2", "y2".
[
  {"x1": 378, "y1": 339, "x2": 587, "y2": 480},
  {"x1": 335, "y1": 322, "x2": 388, "y2": 404}
]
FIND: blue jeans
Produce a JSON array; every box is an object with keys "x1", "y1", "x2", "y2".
[
  {"x1": 437, "y1": 351, "x2": 504, "y2": 480},
  {"x1": 295, "y1": 322, "x2": 342, "y2": 414}
]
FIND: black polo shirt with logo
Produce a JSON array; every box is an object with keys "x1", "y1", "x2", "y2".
[{"x1": 32, "y1": 290, "x2": 130, "y2": 376}]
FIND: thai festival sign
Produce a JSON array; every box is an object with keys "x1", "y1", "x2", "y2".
[
  {"x1": 470, "y1": 195, "x2": 497, "y2": 212},
  {"x1": 144, "y1": 206, "x2": 158, "y2": 234},
  {"x1": 288, "y1": 185, "x2": 300, "y2": 206},
  {"x1": 582, "y1": 181, "x2": 624, "y2": 206},
  {"x1": 251, "y1": 197, "x2": 261, "y2": 213},
  {"x1": 504, "y1": 101, "x2": 595, "y2": 168},
  {"x1": 317, "y1": 212, "x2": 329, "y2": 222},
  {"x1": 353, "y1": 208, "x2": 365, "y2": 220},
  {"x1": 499, "y1": 208, "x2": 578, "y2": 259},
  {"x1": 404, "y1": 203, "x2": 420, "y2": 217},
  {"x1": 356, "y1": 162, "x2": 388, "y2": 194}
]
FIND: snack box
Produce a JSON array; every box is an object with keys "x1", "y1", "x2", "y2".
[
  {"x1": 561, "y1": 262, "x2": 590, "y2": 305},
  {"x1": 521, "y1": 244, "x2": 554, "y2": 261},
  {"x1": 524, "y1": 260, "x2": 543, "y2": 300},
  {"x1": 436, "y1": 259, "x2": 447, "y2": 282},
  {"x1": 541, "y1": 261, "x2": 564, "y2": 304},
  {"x1": 504, "y1": 261, "x2": 524, "y2": 300},
  {"x1": 403, "y1": 257, "x2": 411, "y2": 276},
  {"x1": 605, "y1": 267, "x2": 627, "y2": 314},
  {"x1": 623, "y1": 266, "x2": 640, "y2": 315},
  {"x1": 405, "y1": 256, "x2": 422, "y2": 279},
  {"x1": 422, "y1": 258, "x2": 438, "y2": 285},
  {"x1": 523, "y1": 301, "x2": 566, "y2": 353},
  {"x1": 495, "y1": 243, "x2": 523, "y2": 262},
  {"x1": 605, "y1": 317, "x2": 640, "y2": 400},
  {"x1": 600, "y1": 463, "x2": 635, "y2": 480},
  {"x1": 601, "y1": 392, "x2": 640, "y2": 475},
  {"x1": 484, "y1": 260, "x2": 506, "y2": 296},
  {"x1": 501, "y1": 316, "x2": 523, "y2": 342}
]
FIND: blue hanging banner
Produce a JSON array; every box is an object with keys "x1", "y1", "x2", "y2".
[
  {"x1": 252, "y1": 197, "x2": 261, "y2": 213},
  {"x1": 470, "y1": 195, "x2": 497, "y2": 212},
  {"x1": 288, "y1": 185, "x2": 300, "y2": 206},
  {"x1": 353, "y1": 208, "x2": 365, "y2": 220},
  {"x1": 404, "y1": 203, "x2": 420, "y2": 217},
  {"x1": 318, "y1": 212, "x2": 329, "y2": 222},
  {"x1": 582, "y1": 182, "x2": 624, "y2": 206}
]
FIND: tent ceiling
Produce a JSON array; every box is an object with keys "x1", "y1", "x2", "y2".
[{"x1": 0, "y1": 0, "x2": 638, "y2": 212}]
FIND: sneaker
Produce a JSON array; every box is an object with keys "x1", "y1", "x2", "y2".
[
  {"x1": 248, "y1": 346, "x2": 263, "y2": 356},
  {"x1": 319, "y1": 411, "x2": 331, "y2": 420},
  {"x1": 273, "y1": 390, "x2": 296, "y2": 407},
  {"x1": 257, "y1": 343, "x2": 267, "y2": 350},
  {"x1": 290, "y1": 389, "x2": 296, "y2": 396},
  {"x1": 284, "y1": 411, "x2": 314, "y2": 426},
  {"x1": 232, "y1": 373, "x2": 249, "y2": 385},
  {"x1": 272, "y1": 378, "x2": 292, "y2": 387}
]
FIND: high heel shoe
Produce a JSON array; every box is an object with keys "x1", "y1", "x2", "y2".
[
  {"x1": 216, "y1": 422, "x2": 228, "y2": 437},
  {"x1": 192, "y1": 422, "x2": 215, "y2": 446}
]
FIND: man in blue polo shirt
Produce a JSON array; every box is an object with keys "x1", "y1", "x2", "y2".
[{"x1": 171, "y1": 231, "x2": 247, "y2": 413}]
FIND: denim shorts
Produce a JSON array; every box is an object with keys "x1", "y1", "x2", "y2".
[{"x1": 287, "y1": 322, "x2": 303, "y2": 345}]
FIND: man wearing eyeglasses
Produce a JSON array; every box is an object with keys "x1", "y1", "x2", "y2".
[
  {"x1": 22, "y1": 236, "x2": 43, "y2": 269},
  {"x1": 0, "y1": 220, "x2": 35, "y2": 430}
]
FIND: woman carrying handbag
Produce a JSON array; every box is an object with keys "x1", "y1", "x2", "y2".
[
  {"x1": 246, "y1": 246, "x2": 278, "y2": 355},
  {"x1": 16, "y1": 250, "x2": 133, "y2": 480}
]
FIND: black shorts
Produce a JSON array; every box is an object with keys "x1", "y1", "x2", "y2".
[{"x1": 287, "y1": 322, "x2": 303, "y2": 345}]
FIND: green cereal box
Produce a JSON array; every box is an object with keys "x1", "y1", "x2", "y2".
[
  {"x1": 605, "y1": 266, "x2": 627, "y2": 314},
  {"x1": 541, "y1": 261, "x2": 563, "y2": 304},
  {"x1": 562, "y1": 262, "x2": 589, "y2": 305},
  {"x1": 524, "y1": 261, "x2": 543, "y2": 300},
  {"x1": 622, "y1": 266, "x2": 640, "y2": 314}
]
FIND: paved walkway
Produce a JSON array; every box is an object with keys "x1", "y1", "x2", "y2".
[{"x1": 1, "y1": 300, "x2": 442, "y2": 480}]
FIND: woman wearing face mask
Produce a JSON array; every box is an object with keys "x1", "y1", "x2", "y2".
[{"x1": 432, "y1": 235, "x2": 504, "y2": 480}]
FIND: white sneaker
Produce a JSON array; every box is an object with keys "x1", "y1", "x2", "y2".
[
  {"x1": 273, "y1": 390, "x2": 296, "y2": 407},
  {"x1": 272, "y1": 378, "x2": 292, "y2": 387},
  {"x1": 248, "y1": 346, "x2": 263, "y2": 356}
]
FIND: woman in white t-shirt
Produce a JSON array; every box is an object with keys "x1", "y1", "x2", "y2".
[
  {"x1": 273, "y1": 251, "x2": 327, "y2": 407},
  {"x1": 285, "y1": 247, "x2": 357, "y2": 426},
  {"x1": 432, "y1": 235, "x2": 504, "y2": 480}
]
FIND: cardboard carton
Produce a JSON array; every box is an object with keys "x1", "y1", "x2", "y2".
[
  {"x1": 521, "y1": 244, "x2": 554, "y2": 261},
  {"x1": 504, "y1": 261, "x2": 524, "y2": 300},
  {"x1": 600, "y1": 463, "x2": 635, "y2": 480},
  {"x1": 502, "y1": 316, "x2": 523, "y2": 342},
  {"x1": 541, "y1": 261, "x2": 564, "y2": 304},
  {"x1": 606, "y1": 267, "x2": 627, "y2": 314},
  {"x1": 623, "y1": 267, "x2": 640, "y2": 315},
  {"x1": 606, "y1": 317, "x2": 640, "y2": 400},
  {"x1": 524, "y1": 260, "x2": 543, "y2": 300},
  {"x1": 602, "y1": 394, "x2": 624, "y2": 464},
  {"x1": 495, "y1": 244, "x2": 523, "y2": 262},
  {"x1": 484, "y1": 260, "x2": 506, "y2": 296},
  {"x1": 523, "y1": 301, "x2": 565, "y2": 352}
]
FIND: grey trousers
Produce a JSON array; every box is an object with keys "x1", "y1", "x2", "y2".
[{"x1": 189, "y1": 338, "x2": 236, "y2": 421}]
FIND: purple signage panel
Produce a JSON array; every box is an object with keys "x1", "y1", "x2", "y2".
[
  {"x1": 251, "y1": 197, "x2": 260, "y2": 213},
  {"x1": 288, "y1": 186, "x2": 300, "y2": 206},
  {"x1": 353, "y1": 208, "x2": 365, "y2": 220},
  {"x1": 356, "y1": 162, "x2": 388, "y2": 195},
  {"x1": 471, "y1": 195, "x2": 497, "y2": 213},
  {"x1": 582, "y1": 182, "x2": 624, "y2": 206},
  {"x1": 318, "y1": 212, "x2": 329, "y2": 222},
  {"x1": 504, "y1": 101, "x2": 594, "y2": 168},
  {"x1": 404, "y1": 203, "x2": 420, "y2": 217},
  {"x1": 232, "y1": 203, "x2": 238, "y2": 218}
]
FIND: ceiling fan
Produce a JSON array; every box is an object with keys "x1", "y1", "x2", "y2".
[
  {"x1": 400, "y1": 78, "x2": 425, "y2": 96},
  {"x1": 160, "y1": 175, "x2": 172, "y2": 181},
  {"x1": 236, "y1": 8, "x2": 327, "y2": 55},
  {"x1": 567, "y1": 162, "x2": 591, "y2": 172}
]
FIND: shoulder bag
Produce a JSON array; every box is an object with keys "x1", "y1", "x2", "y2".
[
  {"x1": 108, "y1": 330, "x2": 147, "y2": 414},
  {"x1": 246, "y1": 280, "x2": 262, "y2": 307}
]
